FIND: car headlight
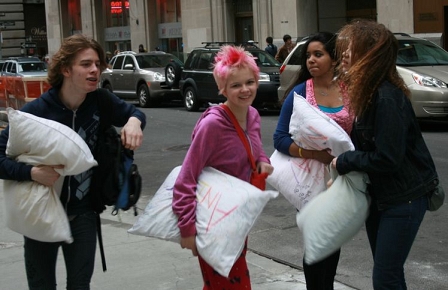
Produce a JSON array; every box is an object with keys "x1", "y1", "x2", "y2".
[
  {"x1": 412, "y1": 73, "x2": 448, "y2": 88},
  {"x1": 154, "y1": 72, "x2": 165, "y2": 81},
  {"x1": 259, "y1": 72, "x2": 270, "y2": 82}
]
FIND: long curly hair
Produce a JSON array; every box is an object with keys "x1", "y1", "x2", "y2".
[
  {"x1": 47, "y1": 34, "x2": 108, "y2": 88},
  {"x1": 213, "y1": 45, "x2": 260, "y2": 95},
  {"x1": 335, "y1": 19, "x2": 410, "y2": 117}
]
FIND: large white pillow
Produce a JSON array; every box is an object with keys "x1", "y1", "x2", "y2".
[
  {"x1": 289, "y1": 92, "x2": 354, "y2": 155},
  {"x1": 296, "y1": 169, "x2": 370, "y2": 264},
  {"x1": 6, "y1": 108, "x2": 97, "y2": 176},
  {"x1": 267, "y1": 150, "x2": 327, "y2": 210},
  {"x1": 267, "y1": 93, "x2": 354, "y2": 210},
  {"x1": 3, "y1": 108, "x2": 98, "y2": 243},
  {"x1": 128, "y1": 166, "x2": 278, "y2": 277}
]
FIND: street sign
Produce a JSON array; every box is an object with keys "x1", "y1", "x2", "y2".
[
  {"x1": 20, "y1": 42, "x2": 37, "y2": 49},
  {"x1": 0, "y1": 21, "x2": 15, "y2": 27}
]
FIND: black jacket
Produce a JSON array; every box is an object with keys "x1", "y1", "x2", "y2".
[
  {"x1": 336, "y1": 81, "x2": 438, "y2": 210},
  {"x1": 0, "y1": 88, "x2": 146, "y2": 215}
]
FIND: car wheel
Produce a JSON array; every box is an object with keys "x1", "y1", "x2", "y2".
[
  {"x1": 184, "y1": 87, "x2": 200, "y2": 111},
  {"x1": 103, "y1": 83, "x2": 113, "y2": 93},
  {"x1": 138, "y1": 84, "x2": 151, "y2": 108},
  {"x1": 165, "y1": 62, "x2": 182, "y2": 88}
]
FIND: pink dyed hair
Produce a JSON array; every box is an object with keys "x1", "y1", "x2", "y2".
[{"x1": 213, "y1": 45, "x2": 260, "y2": 94}]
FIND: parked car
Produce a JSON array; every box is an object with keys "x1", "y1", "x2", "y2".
[
  {"x1": 166, "y1": 42, "x2": 281, "y2": 111},
  {"x1": 100, "y1": 51, "x2": 183, "y2": 107},
  {"x1": 278, "y1": 34, "x2": 448, "y2": 119},
  {"x1": 0, "y1": 57, "x2": 47, "y2": 77}
]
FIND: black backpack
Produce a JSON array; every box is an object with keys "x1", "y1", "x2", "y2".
[
  {"x1": 90, "y1": 89, "x2": 142, "y2": 271},
  {"x1": 90, "y1": 89, "x2": 142, "y2": 216}
]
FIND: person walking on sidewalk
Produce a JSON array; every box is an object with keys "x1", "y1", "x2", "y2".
[
  {"x1": 172, "y1": 45, "x2": 274, "y2": 289},
  {"x1": 265, "y1": 36, "x2": 278, "y2": 57},
  {"x1": 273, "y1": 32, "x2": 353, "y2": 290},
  {"x1": 0, "y1": 34, "x2": 146, "y2": 290},
  {"x1": 332, "y1": 19, "x2": 439, "y2": 290},
  {"x1": 275, "y1": 34, "x2": 293, "y2": 63}
]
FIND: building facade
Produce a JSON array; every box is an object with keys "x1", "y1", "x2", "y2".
[{"x1": 0, "y1": 0, "x2": 447, "y2": 59}]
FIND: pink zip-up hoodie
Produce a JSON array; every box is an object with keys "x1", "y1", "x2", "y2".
[{"x1": 172, "y1": 105, "x2": 270, "y2": 238}]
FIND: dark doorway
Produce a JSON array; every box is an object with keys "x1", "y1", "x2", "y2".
[{"x1": 235, "y1": 17, "x2": 253, "y2": 43}]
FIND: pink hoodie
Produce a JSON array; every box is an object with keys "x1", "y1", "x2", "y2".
[{"x1": 172, "y1": 105, "x2": 270, "y2": 237}]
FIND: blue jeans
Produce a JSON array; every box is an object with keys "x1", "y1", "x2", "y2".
[
  {"x1": 366, "y1": 195, "x2": 427, "y2": 290},
  {"x1": 24, "y1": 211, "x2": 97, "y2": 290}
]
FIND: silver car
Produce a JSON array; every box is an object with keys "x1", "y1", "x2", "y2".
[
  {"x1": 100, "y1": 51, "x2": 182, "y2": 107},
  {"x1": 0, "y1": 57, "x2": 47, "y2": 77},
  {"x1": 278, "y1": 34, "x2": 448, "y2": 119}
]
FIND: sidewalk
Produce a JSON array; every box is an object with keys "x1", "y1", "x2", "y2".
[{"x1": 0, "y1": 192, "x2": 357, "y2": 290}]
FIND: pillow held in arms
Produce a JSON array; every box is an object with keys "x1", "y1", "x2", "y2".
[
  {"x1": 128, "y1": 166, "x2": 278, "y2": 277},
  {"x1": 3, "y1": 108, "x2": 98, "y2": 243},
  {"x1": 296, "y1": 168, "x2": 370, "y2": 264},
  {"x1": 267, "y1": 92, "x2": 354, "y2": 210}
]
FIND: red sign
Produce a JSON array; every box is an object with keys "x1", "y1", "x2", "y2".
[{"x1": 110, "y1": 1, "x2": 129, "y2": 14}]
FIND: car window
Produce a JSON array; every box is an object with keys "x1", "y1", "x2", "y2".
[
  {"x1": 123, "y1": 56, "x2": 135, "y2": 70},
  {"x1": 112, "y1": 56, "x2": 124, "y2": 69},
  {"x1": 10, "y1": 63, "x2": 17, "y2": 73},
  {"x1": 397, "y1": 39, "x2": 448, "y2": 66},
  {"x1": 197, "y1": 52, "x2": 213, "y2": 70},
  {"x1": 19, "y1": 62, "x2": 46, "y2": 72},
  {"x1": 286, "y1": 43, "x2": 305, "y2": 65},
  {"x1": 250, "y1": 51, "x2": 281, "y2": 67}
]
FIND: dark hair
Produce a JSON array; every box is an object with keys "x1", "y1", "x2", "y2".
[
  {"x1": 283, "y1": 34, "x2": 292, "y2": 42},
  {"x1": 282, "y1": 31, "x2": 336, "y2": 101},
  {"x1": 335, "y1": 19, "x2": 409, "y2": 117},
  {"x1": 266, "y1": 36, "x2": 273, "y2": 44},
  {"x1": 47, "y1": 34, "x2": 107, "y2": 88}
]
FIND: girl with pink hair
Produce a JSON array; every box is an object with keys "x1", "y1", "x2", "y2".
[{"x1": 172, "y1": 45, "x2": 274, "y2": 289}]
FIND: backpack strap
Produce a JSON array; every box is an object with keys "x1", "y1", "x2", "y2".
[{"x1": 94, "y1": 88, "x2": 114, "y2": 272}]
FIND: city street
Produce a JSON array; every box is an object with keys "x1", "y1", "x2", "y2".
[{"x1": 134, "y1": 103, "x2": 448, "y2": 290}]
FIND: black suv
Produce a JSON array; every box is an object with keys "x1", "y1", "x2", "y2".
[{"x1": 165, "y1": 42, "x2": 281, "y2": 111}]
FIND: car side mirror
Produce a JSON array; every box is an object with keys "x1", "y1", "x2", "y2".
[{"x1": 124, "y1": 63, "x2": 135, "y2": 70}]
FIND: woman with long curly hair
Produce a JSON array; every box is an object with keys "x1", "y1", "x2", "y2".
[{"x1": 332, "y1": 19, "x2": 439, "y2": 289}]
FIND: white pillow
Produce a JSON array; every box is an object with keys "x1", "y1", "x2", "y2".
[
  {"x1": 3, "y1": 108, "x2": 98, "y2": 243},
  {"x1": 296, "y1": 169, "x2": 370, "y2": 264},
  {"x1": 128, "y1": 166, "x2": 182, "y2": 242},
  {"x1": 289, "y1": 92, "x2": 354, "y2": 155},
  {"x1": 128, "y1": 166, "x2": 278, "y2": 278},
  {"x1": 6, "y1": 108, "x2": 98, "y2": 176},
  {"x1": 267, "y1": 150, "x2": 327, "y2": 210},
  {"x1": 267, "y1": 93, "x2": 354, "y2": 210}
]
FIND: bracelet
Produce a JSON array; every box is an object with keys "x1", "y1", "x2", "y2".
[{"x1": 299, "y1": 147, "x2": 303, "y2": 158}]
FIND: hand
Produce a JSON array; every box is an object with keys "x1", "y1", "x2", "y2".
[
  {"x1": 31, "y1": 165, "x2": 64, "y2": 187},
  {"x1": 331, "y1": 157, "x2": 338, "y2": 168},
  {"x1": 180, "y1": 236, "x2": 198, "y2": 256},
  {"x1": 121, "y1": 117, "x2": 143, "y2": 150},
  {"x1": 257, "y1": 161, "x2": 274, "y2": 175},
  {"x1": 312, "y1": 149, "x2": 334, "y2": 165}
]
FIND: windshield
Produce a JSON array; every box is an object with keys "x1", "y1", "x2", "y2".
[
  {"x1": 136, "y1": 55, "x2": 182, "y2": 68},
  {"x1": 397, "y1": 39, "x2": 448, "y2": 66},
  {"x1": 248, "y1": 51, "x2": 281, "y2": 67},
  {"x1": 19, "y1": 62, "x2": 47, "y2": 72}
]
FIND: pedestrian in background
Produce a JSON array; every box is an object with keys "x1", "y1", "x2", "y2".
[
  {"x1": 273, "y1": 32, "x2": 353, "y2": 290},
  {"x1": 332, "y1": 19, "x2": 439, "y2": 289},
  {"x1": 0, "y1": 34, "x2": 146, "y2": 290},
  {"x1": 172, "y1": 45, "x2": 274, "y2": 289},
  {"x1": 265, "y1": 36, "x2": 278, "y2": 57},
  {"x1": 138, "y1": 44, "x2": 147, "y2": 53},
  {"x1": 275, "y1": 34, "x2": 293, "y2": 63}
]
